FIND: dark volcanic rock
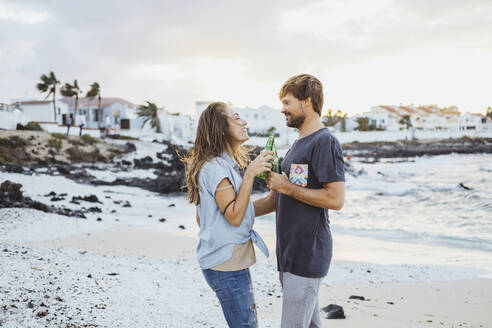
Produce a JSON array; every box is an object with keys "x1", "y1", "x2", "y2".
[
  {"x1": 151, "y1": 172, "x2": 185, "y2": 193},
  {"x1": 110, "y1": 142, "x2": 136, "y2": 155},
  {"x1": 87, "y1": 206, "x2": 102, "y2": 213},
  {"x1": 1, "y1": 180, "x2": 23, "y2": 201},
  {"x1": 121, "y1": 160, "x2": 132, "y2": 166},
  {"x1": 3, "y1": 164, "x2": 23, "y2": 173},
  {"x1": 133, "y1": 156, "x2": 154, "y2": 168},
  {"x1": 322, "y1": 304, "x2": 346, "y2": 319},
  {"x1": 349, "y1": 295, "x2": 366, "y2": 301},
  {"x1": 344, "y1": 161, "x2": 366, "y2": 177},
  {"x1": 458, "y1": 182, "x2": 473, "y2": 190},
  {"x1": 0, "y1": 180, "x2": 86, "y2": 218},
  {"x1": 72, "y1": 195, "x2": 102, "y2": 203}
]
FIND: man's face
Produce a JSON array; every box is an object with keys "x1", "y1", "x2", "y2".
[{"x1": 280, "y1": 93, "x2": 306, "y2": 128}]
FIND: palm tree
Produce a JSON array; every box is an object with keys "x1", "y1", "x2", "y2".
[
  {"x1": 399, "y1": 115, "x2": 412, "y2": 130},
  {"x1": 355, "y1": 117, "x2": 370, "y2": 131},
  {"x1": 335, "y1": 109, "x2": 348, "y2": 132},
  {"x1": 61, "y1": 79, "x2": 82, "y2": 124},
  {"x1": 321, "y1": 109, "x2": 337, "y2": 127},
  {"x1": 36, "y1": 71, "x2": 60, "y2": 122},
  {"x1": 137, "y1": 101, "x2": 162, "y2": 133},
  {"x1": 86, "y1": 82, "x2": 102, "y2": 128}
]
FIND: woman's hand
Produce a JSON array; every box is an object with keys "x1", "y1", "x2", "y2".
[{"x1": 245, "y1": 151, "x2": 274, "y2": 178}]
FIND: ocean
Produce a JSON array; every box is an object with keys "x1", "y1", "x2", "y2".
[{"x1": 260, "y1": 153, "x2": 492, "y2": 253}]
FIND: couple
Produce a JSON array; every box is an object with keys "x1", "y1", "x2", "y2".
[{"x1": 183, "y1": 74, "x2": 345, "y2": 327}]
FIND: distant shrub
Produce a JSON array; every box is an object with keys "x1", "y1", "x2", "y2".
[
  {"x1": 67, "y1": 138, "x2": 84, "y2": 146},
  {"x1": 67, "y1": 147, "x2": 106, "y2": 162},
  {"x1": 48, "y1": 137, "x2": 62, "y2": 150},
  {"x1": 106, "y1": 134, "x2": 138, "y2": 141},
  {"x1": 16, "y1": 122, "x2": 43, "y2": 131},
  {"x1": 81, "y1": 134, "x2": 99, "y2": 145},
  {"x1": 25, "y1": 122, "x2": 43, "y2": 131},
  {"x1": 51, "y1": 133, "x2": 67, "y2": 140},
  {"x1": 0, "y1": 136, "x2": 28, "y2": 148}
]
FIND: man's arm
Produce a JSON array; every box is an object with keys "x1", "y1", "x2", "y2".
[
  {"x1": 266, "y1": 172, "x2": 345, "y2": 210},
  {"x1": 253, "y1": 191, "x2": 276, "y2": 216}
]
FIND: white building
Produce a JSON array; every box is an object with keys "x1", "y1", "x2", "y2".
[
  {"x1": 364, "y1": 106, "x2": 401, "y2": 131},
  {"x1": 61, "y1": 97, "x2": 139, "y2": 131},
  {"x1": 194, "y1": 101, "x2": 285, "y2": 135},
  {"x1": 358, "y1": 104, "x2": 462, "y2": 131},
  {"x1": 459, "y1": 113, "x2": 487, "y2": 131},
  {"x1": 0, "y1": 102, "x2": 30, "y2": 130},
  {"x1": 0, "y1": 102, "x2": 12, "y2": 111},
  {"x1": 14, "y1": 100, "x2": 69, "y2": 124},
  {"x1": 236, "y1": 106, "x2": 285, "y2": 135},
  {"x1": 159, "y1": 110, "x2": 194, "y2": 142},
  {"x1": 194, "y1": 101, "x2": 295, "y2": 144}
]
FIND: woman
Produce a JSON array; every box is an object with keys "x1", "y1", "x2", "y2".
[{"x1": 183, "y1": 102, "x2": 273, "y2": 327}]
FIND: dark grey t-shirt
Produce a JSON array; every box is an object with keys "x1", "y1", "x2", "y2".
[{"x1": 275, "y1": 128, "x2": 345, "y2": 278}]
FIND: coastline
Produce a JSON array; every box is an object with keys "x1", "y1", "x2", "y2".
[
  {"x1": 1, "y1": 206, "x2": 491, "y2": 327},
  {"x1": 1, "y1": 133, "x2": 491, "y2": 326}
]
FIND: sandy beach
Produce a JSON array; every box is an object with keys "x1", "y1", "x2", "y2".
[{"x1": 1, "y1": 196, "x2": 491, "y2": 327}]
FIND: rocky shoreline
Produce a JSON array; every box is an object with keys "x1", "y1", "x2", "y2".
[
  {"x1": 0, "y1": 180, "x2": 90, "y2": 218},
  {"x1": 1, "y1": 131, "x2": 491, "y2": 201},
  {"x1": 0, "y1": 131, "x2": 271, "y2": 196},
  {"x1": 342, "y1": 136, "x2": 492, "y2": 162}
]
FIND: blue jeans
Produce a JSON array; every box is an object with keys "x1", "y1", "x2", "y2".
[{"x1": 202, "y1": 268, "x2": 258, "y2": 327}]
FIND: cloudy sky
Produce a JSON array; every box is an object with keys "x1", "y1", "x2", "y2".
[{"x1": 1, "y1": 0, "x2": 491, "y2": 117}]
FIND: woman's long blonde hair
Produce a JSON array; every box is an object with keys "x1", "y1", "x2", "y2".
[{"x1": 182, "y1": 102, "x2": 250, "y2": 205}]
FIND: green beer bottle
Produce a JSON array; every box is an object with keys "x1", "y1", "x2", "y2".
[{"x1": 256, "y1": 133, "x2": 280, "y2": 180}]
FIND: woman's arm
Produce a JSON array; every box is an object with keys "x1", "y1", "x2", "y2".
[{"x1": 215, "y1": 152, "x2": 273, "y2": 227}]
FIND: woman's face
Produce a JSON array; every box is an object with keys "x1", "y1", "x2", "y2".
[{"x1": 225, "y1": 107, "x2": 249, "y2": 146}]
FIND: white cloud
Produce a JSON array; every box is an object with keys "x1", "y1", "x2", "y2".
[
  {"x1": 0, "y1": 2, "x2": 49, "y2": 24},
  {"x1": 0, "y1": 0, "x2": 491, "y2": 116},
  {"x1": 280, "y1": 0, "x2": 394, "y2": 41}
]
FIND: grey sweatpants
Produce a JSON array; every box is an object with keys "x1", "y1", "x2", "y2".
[{"x1": 279, "y1": 272, "x2": 322, "y2": 328}]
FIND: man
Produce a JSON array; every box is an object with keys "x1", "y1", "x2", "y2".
[
  {"x1": 77, "y1": 114, "x2": 86, "y2": 136},
  {"x1": 66, "y1": 116, "x2": 72, "y2": 136},
  {"x1": 104, "y1": 115, "x2": 111, "y2": 138},
  {"x1": 254, "y1": 74, "x2": 345, "y2": 328}
]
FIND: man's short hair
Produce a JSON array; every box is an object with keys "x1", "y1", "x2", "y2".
[{"x1": 279, "y1": 74, "x2": 324, "y2": 116}]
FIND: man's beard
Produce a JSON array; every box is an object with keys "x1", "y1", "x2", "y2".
[{"x1": 286, "y1": 113, "x2": 305, "y2": 128}]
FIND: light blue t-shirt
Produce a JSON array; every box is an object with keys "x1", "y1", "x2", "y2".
[{"x1": 196, "y1": 153, "x2": 269, "y2": 269}]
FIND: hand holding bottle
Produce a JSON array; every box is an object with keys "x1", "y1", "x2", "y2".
[
  {"x1": 256, "y1": 133, "x2": 280, "y2": 179},
  {"x1": 246, "y1": 151, "x2": 274, "y2": 178}
]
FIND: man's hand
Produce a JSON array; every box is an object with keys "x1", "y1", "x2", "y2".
[
  {"x1": 266, "y1": 172, "x2": 292, "y2": 194},
  {"x1": 267, "y1": 172, "x2": 345, "y2": 210}
]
